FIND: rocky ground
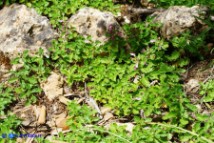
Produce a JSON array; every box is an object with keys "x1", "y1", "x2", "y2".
[{"x1": 0, "y1": 1, "x2": 213, "y2": 143}]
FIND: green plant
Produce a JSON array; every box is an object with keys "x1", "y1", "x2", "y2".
[
  {"x1": 1, "y1": 0, "x2": 214, "y2": 142},
  {"x1": 0, "y1": 84, "x2": 16, "y2": 114},
  {"x1": 57, "y1": 101, "x2": 132, "y2": 143},
  {"x1": 200, "y1": 79, "x2": 214, "y2": 102},
  {"x1": 0, "y1": 49, "x2": 51, "y2": 143},
  {"x1": 8, "y1": 49, "x2": 51, "y2": 105},
  {"x1": 0, "y1": 115, "x2": 21, "y2": 143},
  {"x1": 47, "y1": 16, "x2": 214, "y2": 142}
]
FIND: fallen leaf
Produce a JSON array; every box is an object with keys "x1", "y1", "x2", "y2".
[{"x1": 37, "y1": 105, "x2": 46, "y2": 124}]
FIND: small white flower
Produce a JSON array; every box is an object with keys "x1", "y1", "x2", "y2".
[
  {"x1": 130, "y1": 52, "x2": 136, "y2": 57},
  {"x1": 150, "y1": 39, "x2": 156, "y2": 43}
]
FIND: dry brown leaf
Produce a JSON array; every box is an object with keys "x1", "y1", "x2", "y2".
[
  {"x1": 40, "y1": 72, "x2": 63, "y2": 101},
  {"x1": 56, "y1": 117, "x2": 69, "y2": 130},
  {"x1": 103, "y1": 112, "x2": 114, "y2": 121},
  {"x1": 100, "y1": 107, "x2": 111, "y2": 115},
  {"x1": 37, "y1": 105, "x2": 46, "y2": 124},
  {"x1": 54, "y1": 112, "x2": 67, "y2": 119}
]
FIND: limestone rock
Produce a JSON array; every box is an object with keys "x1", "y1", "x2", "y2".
[
  {"x1": 67, "y1": 7, "x2": 123, "y2": 43},
  {"x1": 153, "y1": 6, "x2": 208, "y2": 39},
  {"x1": 40, "y1": 72, "x2": 64, "y2": 101},
  {"x1": 0, "y1": 4, "x2": 58, "y2": 58}
]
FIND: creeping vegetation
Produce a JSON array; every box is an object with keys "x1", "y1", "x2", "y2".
[{"x1": 0, "y1": 0, "x2": 214, "y2": 142}]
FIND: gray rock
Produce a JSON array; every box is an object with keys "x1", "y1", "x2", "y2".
[
  {"x1": 0, "y1": 4, "x2": 58, "y2": 58},
  {"x1": 67, "y1": 7, "x2": 123, "y2": 43},
  {"x1": 153, "y1": 6, "x2": 208, "y2": 39}
]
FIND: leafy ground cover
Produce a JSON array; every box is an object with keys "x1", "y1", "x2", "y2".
[{"x1": 0, "y1": 0, "x2": 214, "y2": 142}]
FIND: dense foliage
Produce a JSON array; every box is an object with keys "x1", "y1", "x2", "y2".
[{"x1": 0, "y1": 0, "x2": 214, "y2": 142}]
